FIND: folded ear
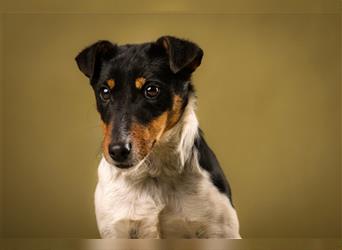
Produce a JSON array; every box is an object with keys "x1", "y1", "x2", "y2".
[
  {"x1": 156, "y1": 36, "x2": 203, "y2": 74},
  {"x1": 75, "y1": 40, "x2": 117, "y2": 84}
]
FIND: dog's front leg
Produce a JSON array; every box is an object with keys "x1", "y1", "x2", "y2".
[{"x1": 109, "y1": 217, "x2": 161, "y2": 239}]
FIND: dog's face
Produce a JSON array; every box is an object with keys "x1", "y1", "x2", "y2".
[{"x1": 75, "y1": 36, "x2": 203, "y2": 168}]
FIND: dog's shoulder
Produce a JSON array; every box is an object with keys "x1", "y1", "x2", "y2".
[{"x1": 194, "y1": 129, "x2": 234, "y2": 205}]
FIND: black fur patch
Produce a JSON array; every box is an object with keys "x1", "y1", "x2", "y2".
[{"x1": 195, "y1": 130, "x2": 234, "y2": 206}]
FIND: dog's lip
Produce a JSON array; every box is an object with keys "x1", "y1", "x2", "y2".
[{"x1": 115, "y1": 163, "x2": 134, "y2": 169}]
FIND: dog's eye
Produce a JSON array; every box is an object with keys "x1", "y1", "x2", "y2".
[
  {"x1": 144, "y1": 85, "x2": 160, "y2": 99},
  {"x1": 100, "y1": 87, "x2": 111, "y2": 101}
]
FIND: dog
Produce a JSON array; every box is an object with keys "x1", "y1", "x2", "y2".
[{"x1": 75, "y1": 36, "x2": 241, "y2": 238}]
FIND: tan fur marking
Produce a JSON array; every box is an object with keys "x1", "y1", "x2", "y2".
[
  {"x1": 107, "y1": 79, "x2": 115, "y2": 89},
  {"x1": 162, "y1": 38, "x2": 169, "y2": 51},
  {"x1": 166, "y1": 95, "x2": 183, "y2": 130},
  {"x1": 135, "y1": 77, "x2": 146, "y2": 89},
  {"x1": 101, "y1": 121, "x2": 113, "y2": 159},
  {"x1": 131, "y1": 112, "x2": 168, "y2": 157}
]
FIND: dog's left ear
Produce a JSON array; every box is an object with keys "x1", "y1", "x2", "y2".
[{"x1": 156, "y1": 36, "x2": 203, "y2": 74}]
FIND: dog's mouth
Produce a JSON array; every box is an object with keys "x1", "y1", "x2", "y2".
[
  {"x1": 105, "y1": 151, "x2": 149, "y2": 170},
  {"x1": 115, "y1": 163, "x2": 134, "y2": 169}
]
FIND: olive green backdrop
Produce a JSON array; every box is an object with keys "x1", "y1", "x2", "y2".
[
  {"x1": 0, "y1": 8, "x2": 4, "y2": 238},
  {"x1": 0, "y1": 0, "x2": 341, "y2": 238}
]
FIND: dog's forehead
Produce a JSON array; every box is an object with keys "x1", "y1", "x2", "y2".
[
  {"x1": 113, "y1": 43, "x2": 152, "y2": 68},
  {"x1": 103, "y1": 43, "x2": 167, "y2": 80}
]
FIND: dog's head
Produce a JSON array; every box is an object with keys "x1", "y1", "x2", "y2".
[{"x1": 75, "y1": 36, "x2": 203, "y2": 169}]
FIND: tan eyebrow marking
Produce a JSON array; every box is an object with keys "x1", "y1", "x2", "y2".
[
  {"x1": 107, "y1": 79, "x2": 115, "y2": 89},
  {"x1": 135, "y1": 77, "x2": 146, "y2": 89}
]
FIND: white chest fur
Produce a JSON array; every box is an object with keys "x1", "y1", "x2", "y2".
[{"x1": 95, "y1": 157, "x2": 241, "y2": 238}]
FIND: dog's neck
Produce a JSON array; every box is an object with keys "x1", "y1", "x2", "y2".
[{"x1": 111, "y1": 96, "x2": 201, "y2": 183}]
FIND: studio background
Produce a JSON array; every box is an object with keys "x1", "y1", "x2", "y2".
[{"x1": 0, "y1": 0, "x2": 340, "y2": 238}]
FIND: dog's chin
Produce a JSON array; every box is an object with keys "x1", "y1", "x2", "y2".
[
  {"x1": 104, "y1": 155, "x2": 148, "y2": 171},
  {"x1": 114, "y1": 163, "x2": 134, "y2": 169}
]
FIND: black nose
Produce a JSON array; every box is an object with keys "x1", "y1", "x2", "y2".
[{"x1": 108, "y1": 142, "x2": 131, "y2": 163}]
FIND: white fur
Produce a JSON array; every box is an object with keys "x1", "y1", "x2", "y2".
[{"x1": 94, "y1": 97, "x2": 241, "y2": 238}]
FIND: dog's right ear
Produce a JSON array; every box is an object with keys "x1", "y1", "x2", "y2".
[{"x1": 75, "y1": 40, "x2": 117, "y2": 84}]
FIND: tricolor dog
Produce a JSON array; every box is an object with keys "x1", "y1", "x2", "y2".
[{"x1": 75, "y1": 36, "x2": 241, "y2": 238}]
